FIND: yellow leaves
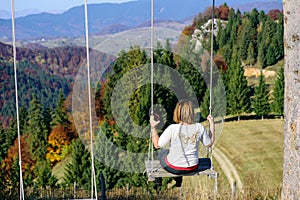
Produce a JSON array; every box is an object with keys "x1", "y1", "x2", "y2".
[{"x1": 46, "y1": 124, "x2": 72, "y2": 166}]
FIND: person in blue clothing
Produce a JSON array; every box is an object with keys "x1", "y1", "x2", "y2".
[{"x1": 150, "y1": 100, "x2": 214, "y2": 187}]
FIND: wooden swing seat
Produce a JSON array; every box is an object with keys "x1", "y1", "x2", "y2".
[
  {"x1": 145, "y1": 158, "x2": 219, "y2": 198},
  {"x1": 145, "y1": 158, "x2": 217, "y2": 180}
]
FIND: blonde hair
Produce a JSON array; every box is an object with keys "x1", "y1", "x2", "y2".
[{"x1": 173, "y1": 100, "x2": 195, "y2": 124}]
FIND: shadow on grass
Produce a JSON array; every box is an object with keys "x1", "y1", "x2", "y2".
[{"x1": 225, "y1": 114, "x2": 283, "y2": 122}]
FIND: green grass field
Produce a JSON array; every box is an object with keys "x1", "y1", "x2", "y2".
[{"x1": 183, "y1": 118, "x2": 284, "y2": 198}]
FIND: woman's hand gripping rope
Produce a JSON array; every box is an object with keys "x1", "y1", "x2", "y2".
[{"x1": 150, "y1": 114, "x2": 160, "y2": 149}]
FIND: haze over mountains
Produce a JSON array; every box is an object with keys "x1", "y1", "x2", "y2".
[{"x1": 0, "y1": 0, "x2": 282, "y2": 41}]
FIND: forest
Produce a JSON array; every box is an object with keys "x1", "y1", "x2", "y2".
[{"x1": 0, "y1": 4, "x2": 284, "y2": 199}]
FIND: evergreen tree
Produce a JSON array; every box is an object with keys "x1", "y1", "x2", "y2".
[
  {"x1": 102, "y1": 47, "x2": 148, "y2": 121},
  {"x1": 94, "y1": 124, "x2": 126, "y2": 189},
  {"x1": 225, "y1": 8, "x2": 236, "y2": 40},
  {"x1": 154, "y1": 39, "x2": 176, "y2": 69},
  {"x1": 274, "y1": 13, "x2": 284, "y2": 61},
  {"x1": 26, "y1": 96, "x2": 49, "y2": 161},
  {"x1": 5, "y1": 119, "x2": 18, "y2": 156},
  {"x1": 212, "y1": 76, "x2": 227, "y2": 118},
  {"x1": 177, "y1": 37, "x2": 207, "y2": 105},
  {"x1": 51, "y1": 90, "x2": 68, "y2": 126},
  {"x1": 271, "y1": 67, "x2": 284, "y2": 116},
  {"x1": 43, "y1": 106, "x2": 52, "y2": 135},
  {"x1": 216, "y1": 20, "x2": 226, "y2": 48},
  {"x1": 34, "y1": 160, "x2": 57, "y2": 188},
  {"x1": 252, "y1": 71, "x2": 270, "y2": 119},
  {"x1": 0, "y1": 121, "x2": 7, "y2": 162},
  {"x1": 3, "y1": 159, "x2": 20, "y2": 197},
  {"x1": 258, "y1": 10, "x2": 266, "y2": 23},
  {"x1": 227, "y1": 50, "x2": 251, "y2": 120},
  {"x1": 247, "y1": 41, "x2": 255, "y2": 67},
  {"x1": 64, "y1": 138, "x2": 91, "y2": 189},
  {"x1": 238, "y1": 19, "x2": 253, "y2": 61},
  {"x1": 177, "y1": 57, "x2": 206, "y2": 105},
  {"x1": 100, "y1": 43, "x2": 179, "y2": 189},
  {"x1": 200, "y1": 88, "x2": 210, "y2": 119},
  {"x1": 257, "y1": 39, "x2": 266, "y2": 68},
  {"x1": 19, "y1": 106, "x2": 28, "y2": 134},
  {"x1": 263, "y1": 19, "x2": 277, "y2": 66},
  {"x1": 249, "y1": 8, "x2": 260, "y2": 29}
]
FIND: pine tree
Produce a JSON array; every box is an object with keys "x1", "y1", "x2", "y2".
[
  {"x1": 258, "y1": 10, "x2": 266, "y2": 23},
  {"x1": 252, "y1": 71, "x2": 270, "y2": 119},
  {"x1": 212, "y1": 76, "x2": 227, "y2": 118},
  {"x1": 271, "y1": 67, "x2": 284, "y2": 117},
  {"x1": 201, "y1": 75, "x2": 227, "y2": 120},
  {"x1": 34, "y1": 160, "x2": 57, "y2": 188},
  {"x1": 19, "y1": 106, "x2": 28, "y2": 133},
  {"x1": 100, "y1": 43, "x2": 178, "y2": 189},
  {"x1": 5, "y1": 119, "x2": 18, "y2": 156},
  {"x1": 249, "y1": 8, "x2": 259, "y2": 29},
  {"x1": 263, "y1": 19, "x2": 277, "y2": 66},
  {"x1": 94, "y1": 124, "x2": 126, "y2": 189},
  {"x1": 64, "y1": 138, "x2": 91, "y2": 189},
  {"x1": 43, "y1": 106, "x2": 52, "y2": 135},
  {"x1": 51, "y1": 90, "x2": 68, "y2": 127},
  {"x1": 178, "y1": 57, "x2": 207, "y2": 105},
  {"x1": 3, "y1": 159, "x2": 20, "y2": 196},
  {"x1": 177, "y1": 38, "x2": 207, "y2": 105},
  {"x1": 247, "y1": 41, "x2": 255, "y2": 67},
  {"x1": 155, "y1": 39, "x2": 176, "y2": 69},
  {"x1": 227, "y1": 50, "x2": 251, "y2": 120},
  {"x1": 257, "y1": 39, "x2": 266, "y2": 68},
  {"x1": 26, "y1": 96, "x2": 49, "y2": 161},
  {"x1": 238, "y1": 19, "x2": 253, "y2": 61},
  {"x1": 200, "y1": 88, "x2": 210, "y2": 120},
  {"x1": 216, "y1": 20, "x2": 226, "y2": 48},
  {"x1": 274, "y1": 13, "x2": 284, "y2": 61},
  {"x1": 0, "y1": 121, "x2": 7, "y2": 162}
]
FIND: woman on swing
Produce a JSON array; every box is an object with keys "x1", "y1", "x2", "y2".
[{"x1": 150, "y1": 100, "x2": 215, "y2": 187}]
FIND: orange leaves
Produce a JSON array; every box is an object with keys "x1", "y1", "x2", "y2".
[
  {"x1": 2, "y1": 134, "x2": 35, "y2": 173},
  {"x1": 46, "y1": 124, "x2": 72, "y2": 166}
]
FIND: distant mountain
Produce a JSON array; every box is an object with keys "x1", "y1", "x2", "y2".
[
  {"x1": 0, "y1": 0, "x2": 282, "y2": 41},
  {"x1": 232, "y1": 1, "x2": 282, "y2": 13},
  {"x1": 0, "y1": 10, "x2": 11, "y2": 19},
  {"x1": 0, "y1": 9, "x2": 65, "y2": 19}
]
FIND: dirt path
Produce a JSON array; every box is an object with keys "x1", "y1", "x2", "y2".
[{"x1": 213, "y1": 147, "x2": 243, "y2": 191}]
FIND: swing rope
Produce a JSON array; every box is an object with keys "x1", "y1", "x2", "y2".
[
  {"x1": 148, "y1": 0, "x2": 155, "y2": 163},
  {"x1": 209, "y1": 0, "x2": 214, "y2": 117},
  {"x1": 208, "y1": 0, "x2": 215, "y2": 165},
  {"x1": 11, "y1": 0, "x2": 25, "y2": 199},
  {"x1": 83, "y1": 1, "x2": 98, "y2": 199},
  {"x1": 147, "y1": 0, "x2": 215, "y2": 168}
]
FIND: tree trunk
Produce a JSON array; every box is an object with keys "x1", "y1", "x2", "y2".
[{"x1": 282, "y1": 0, "x2": 300, "y2": 199}]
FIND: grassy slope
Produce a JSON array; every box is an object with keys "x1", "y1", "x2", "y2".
[
  {"x1": 183, "y1": 119, "x2": 284, "y2": 193},
  {"x1": 52, "y1": 155, "x2": 72, "y2": 184},
  {"x1": 53, "y1": 119, "x2": 284, "y2": 193}
]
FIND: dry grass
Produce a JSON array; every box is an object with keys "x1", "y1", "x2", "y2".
[{"x1": 217, "y1": 119, "x2": 284, "y2": 188}]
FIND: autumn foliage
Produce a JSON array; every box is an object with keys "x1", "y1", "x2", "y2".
[
  {"x1": 2, "y1": 134, "x2": 35, "y2": 175},
  {"x1": 267, "y1": 9, "x2": 282, "y2": 20},
  {"x1": 46, "y1": 124, "x2": 73, "y2": 165}
]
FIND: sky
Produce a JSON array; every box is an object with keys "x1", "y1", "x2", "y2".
[{"x1": 2, "y1": 0, "x2": 134, "y2": 12}]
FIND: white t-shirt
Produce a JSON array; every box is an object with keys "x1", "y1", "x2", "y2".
[{"x1": 158, "y1": 123, "x2": 211, "y2": 167}]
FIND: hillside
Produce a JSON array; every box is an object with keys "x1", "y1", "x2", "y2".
[
  {"x1": 0, "y1": 42, "x2": 115, "y2": 119},
  {"x1": 0, "y1": 0, "x2": 282, "y2": 41}
]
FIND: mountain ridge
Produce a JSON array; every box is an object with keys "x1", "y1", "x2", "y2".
[{"x1": 0, "y1": 0, "x2": 282, "y2": 41}]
